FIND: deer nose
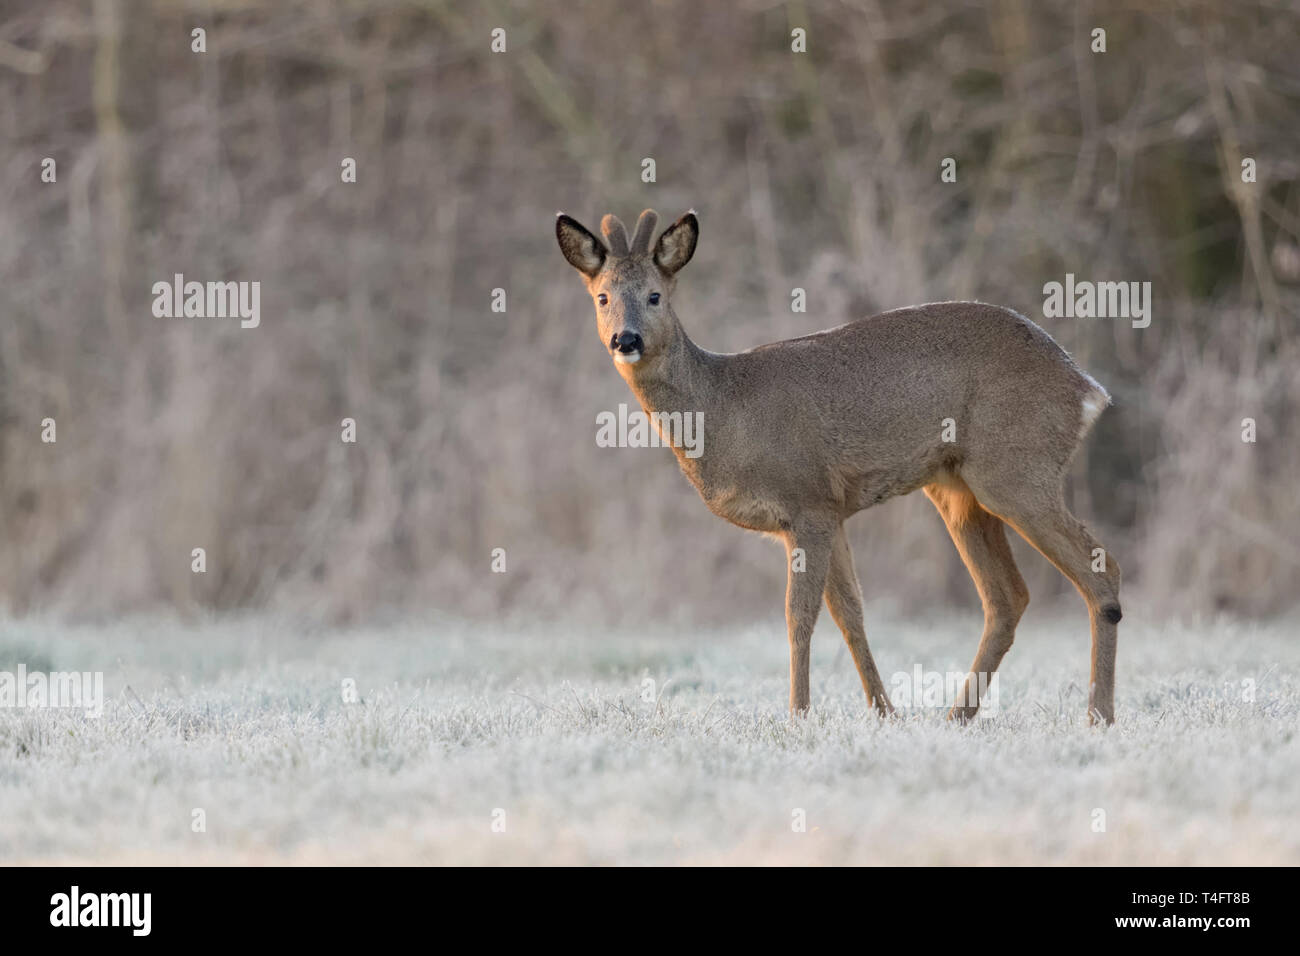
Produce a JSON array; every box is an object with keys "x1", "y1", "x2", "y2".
[{"x1": 611, "y1": 331, "x2": 643, "y2": 354}]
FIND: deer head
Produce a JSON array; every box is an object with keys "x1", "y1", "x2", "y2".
[{"x1": 555, "y1": 209, "x2": 699, "y2": 372}]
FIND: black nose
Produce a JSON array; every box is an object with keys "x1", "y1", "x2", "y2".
[{"x1": 612, "y1": 331, "x2": 643, "y2": 354}]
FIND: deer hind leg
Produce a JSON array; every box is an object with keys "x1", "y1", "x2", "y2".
[
  {"x1": 782, "y1": 523, "x2": 834, "y2": 715},
  {"x1": 963, "y1": 478, "x2": 1122, "y2": 725},
  {"x1": 824, "y1": 525, "x2": 895, "y2": 716},
  {"x1": 925, "y1": 479, "x2": 1029, "y2": 722}
]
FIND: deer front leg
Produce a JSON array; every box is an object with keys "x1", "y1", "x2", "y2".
[
  {"x1": 783, "y1": 524, "x2": 833, "y2": 715},
  {"x1": 824, "y1": 526, "x2": 895, "y2": 716}
]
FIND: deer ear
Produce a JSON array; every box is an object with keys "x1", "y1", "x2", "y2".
[
  {"x1": 556, "y1": 214, "x2": 606, "y2": 277},
  {"x1": 653, "y1": 211, "x2": 699, "y2": 277}
]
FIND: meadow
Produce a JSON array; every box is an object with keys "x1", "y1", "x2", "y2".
[{"x1": 2, "y1": 603, "x2": 1294, "y2": 865}]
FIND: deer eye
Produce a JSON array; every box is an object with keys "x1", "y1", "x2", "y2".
[
  {"x1": 648, "y1": 293, "x2": 660, "y2": 305},
  {"x1": 597, "y1": 293, "x2": 608, "y2": 306}
]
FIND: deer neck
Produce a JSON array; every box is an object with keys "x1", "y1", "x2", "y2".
[{"x1": 619, "y1": 319, "x2": 720, "y2": 471}]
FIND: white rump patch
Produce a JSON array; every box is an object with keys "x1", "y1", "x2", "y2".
[{"x1": 1078, "y1": 383, "x2": 1110, "y2": 441}]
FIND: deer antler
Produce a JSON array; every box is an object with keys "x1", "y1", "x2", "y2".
[
  {"x1": 600, "y1": 214, "x2": 630, "y2": 256},
  {"x1": 629, "y1": 209, "x2": 659, "y2": 255}
]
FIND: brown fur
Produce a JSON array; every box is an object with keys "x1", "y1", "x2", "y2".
[{"x1": 556, "y1": 209, "x2": 1121, "y2": 725}]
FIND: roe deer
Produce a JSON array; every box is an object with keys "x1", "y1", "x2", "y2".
[{"x1": 556, "y1": 209, "x2": 1122, "y2": 724}]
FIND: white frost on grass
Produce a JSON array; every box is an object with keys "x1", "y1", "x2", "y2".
[{"x1": 0, "y1": 606, "x2": 1295, "y2": 865}]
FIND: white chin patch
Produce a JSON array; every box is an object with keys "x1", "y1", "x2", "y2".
[{"x1": 614, "y1": 351, "x2": 641, "y2": 365}]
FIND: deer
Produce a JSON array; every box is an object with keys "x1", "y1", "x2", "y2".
[{"x1": 556, "y1": 208, "x2": 1123, "y2": 725}]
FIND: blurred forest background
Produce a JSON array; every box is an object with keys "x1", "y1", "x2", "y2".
[{"x1": 1, "y1": 0, "x2": 1297, "y2": 626}]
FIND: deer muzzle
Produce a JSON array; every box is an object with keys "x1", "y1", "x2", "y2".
[{"x1": 611, "y1": 331, "x2": 643, "y2": 364}]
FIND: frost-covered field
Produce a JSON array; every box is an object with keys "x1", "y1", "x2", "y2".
[{"x1": 0, "y1": 606, "x2": 1296, "y2": 865}]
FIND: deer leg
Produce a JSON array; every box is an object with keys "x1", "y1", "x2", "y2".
[
  {"x1": 824, "y1": 526, "x2": 895, "y2": 716},
  {"x1": 783, "y1": 524, "x2": 833, "y2": 715},
  {"x1": 966, "y1": 481, "x2": 1122, "y2": 725},
  {"x1": 925, "y1": 481, "x2": 1030, "y2": 722},
  {"x1": 1004, "y1": 506, "x2": 1120, "y2": 725}
]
